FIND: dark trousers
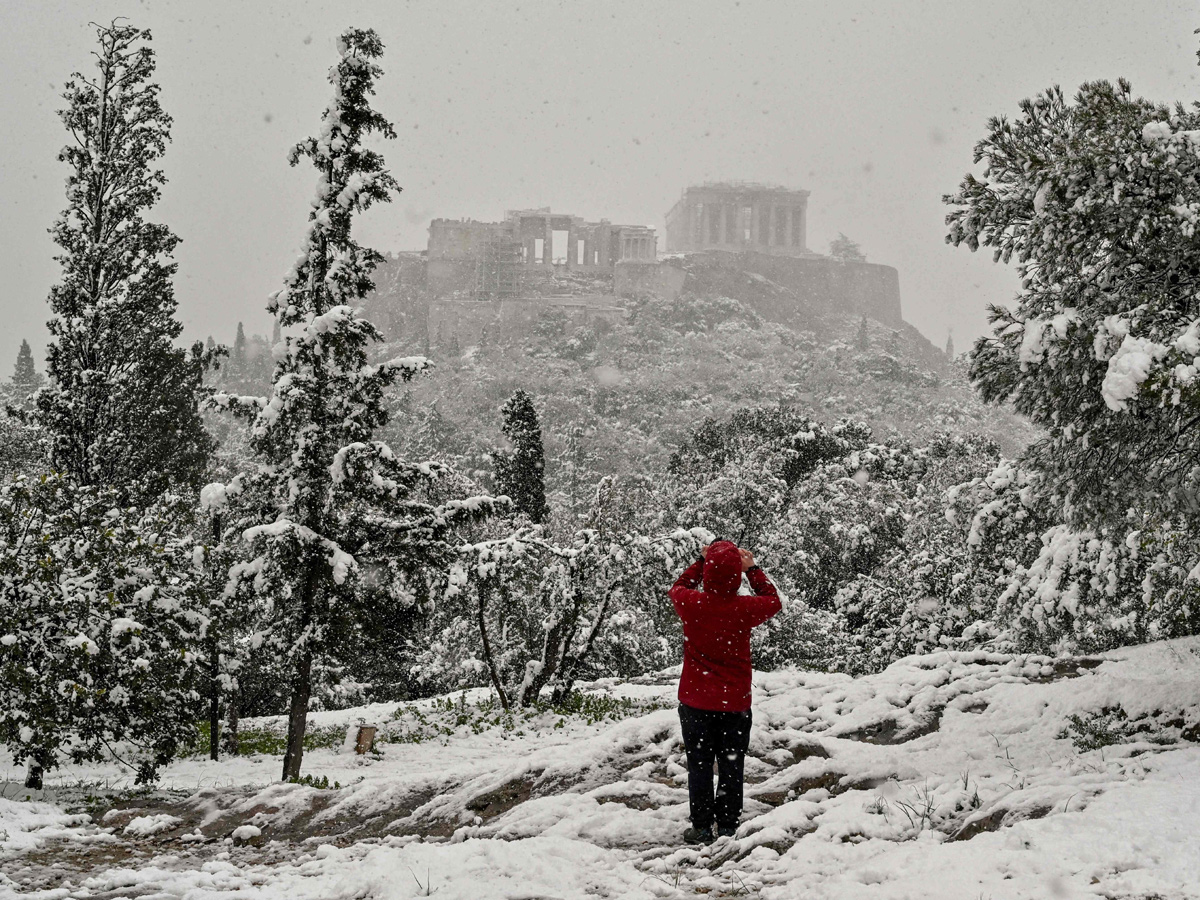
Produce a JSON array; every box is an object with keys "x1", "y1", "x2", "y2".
[{"x1": 678, "y1": 702, "x2": 753, "y2": 831}]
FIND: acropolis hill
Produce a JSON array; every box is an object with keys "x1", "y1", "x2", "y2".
[{"x1": 369, "y1": 183, "x2": 905, "y2": 346}]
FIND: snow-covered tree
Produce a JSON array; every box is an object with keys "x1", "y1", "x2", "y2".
[
  {"x1": 413, "y1": 399, "x2": 458, "y2": 459},
  {"x1": 232, "y1": 322, "x2": 247, "y2": 369},
  {"x1": 210, "y1": 29, "x2": 501, "y2": 780},
  {"x1": 855, "y1": 316, "x2": 870, "y2": 352},
  {"x1": 834, "y1": 434, "x2": 1004, "y2": 671},
  {"x1": 945, "y1": 330, "x2": 954, "y2": 359},
  {"x1": 1, "y1": 341, "x2": 47, "y2": 477},
  {"x1": 36, "y1": 22, "x2": 212, "y2": 505},
  {"x1": 946, "y1": 79, "x2": 1200, "y2": 527},
  {"x1": 494, "y1": 389, "x2": 549, "y2": 524},
  {"x1": 9, "y1": 340, "x2": 43, "y2": 400},
  {"x1": 829, "y1": 233, "x2": 866, "y2": 261},
  {"x1": 426, "y1": 483, "x2": 705, "y2": 708},
  {"x1": 552, "y1": 423, "x2": 598, "y2": 521},
  {"x1": 0, "y1": 476, "x2": 206, "y2": 787},
  {"x1": 0, "y1": 414, "x2": 44, "y2": 481}
]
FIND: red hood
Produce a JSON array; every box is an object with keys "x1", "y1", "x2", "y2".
[{"x1": 702, "y1": 541, "x2": 743, "y2": 596}]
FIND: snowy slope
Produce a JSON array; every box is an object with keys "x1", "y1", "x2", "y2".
[{"x1": 3, "y1": 638, "x2": 1200, "y2": 899}]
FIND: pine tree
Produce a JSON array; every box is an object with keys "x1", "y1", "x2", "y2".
[
  {"x1": 210, "y1": 29, "x2": 500, "y2": 781},
  {"x1": 855, "y1": 316, "x2": 870, "y2": 352},
  {"x1": 947, "y1": 79, "x2": 1200, "y2": 525},
  {"x1": 10, "y1": 340, "x2": 41, "y2": 397},
  {"x1": 945, "y1": 330, "x2": 954, "y2": 359},
  {"x1": 232, "y1": 322, "x2": 247, "y2": 369},
  {"x1": 414, "y1": 399, "x2": 456, "y2": 458},
  {"x1": 272, "y1": 318, "x2": 282, "y2": 346},
  {"x1": 494, "y1": 389, "x2": 549, "y2": 524},
  {"x1": 36, "y1": 22, "x2": 212, "y2": 504},
  {"x1": 555, "y1": 423, "x2": 596, "y2": 519},
  {"x1": 829, "y1": 233, "x2": 866, "y2": 261}
]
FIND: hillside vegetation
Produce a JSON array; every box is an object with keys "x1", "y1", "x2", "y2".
[{"x1": 347, "y1": 258, "x2": 1038, "y2": 491}]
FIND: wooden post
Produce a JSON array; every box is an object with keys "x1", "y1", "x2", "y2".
[{"x1": 354, "y1": 725, "x2": 377, "y2": 755}]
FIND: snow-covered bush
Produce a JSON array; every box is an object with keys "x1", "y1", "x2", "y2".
[
  {"x1": 979, "y1": 504, "x2": 1200, "y2": 652},
  {"x1": 841, "y1": 442, "x2": 1200, "y2": 666},
  {"x1": 933, "y1": 77, "x2": 1200, "y2": 659},
  {"x1": 834, "y1": 435, "x2": 1008, "y2": 670},
  {"x1": 417, "y1": 482, "x2": 705, "y2": 707},
  {"x1": 0, "y1": 476, "x2": 206, "y2": 785},
  {"x1": 0, "y1": 411, "x2": 44, "y2": 481},
  {"x1": 627, "y1": 292, "x2": 761, "y2": 335},
  {"x1": 662, "y1": 406, "x2": 922, "y2": 669}
]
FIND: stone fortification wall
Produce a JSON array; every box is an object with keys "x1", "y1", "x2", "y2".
[
  {"x1": 615, "y1": 251, "x2": 902, "y2": 327},
  {"x1": 733, "y1": 252, "x2": 902, "y2": 326},
  {"x1": 427, "y1": 296, "x2": 628, "y2": 346},
  {"x1": 612, "y1": 261, "x2": 686, "y2": 301}
]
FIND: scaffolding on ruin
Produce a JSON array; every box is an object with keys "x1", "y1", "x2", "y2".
[{"x1": 473, "y1": 236, "x2": 524, "y2": 300}]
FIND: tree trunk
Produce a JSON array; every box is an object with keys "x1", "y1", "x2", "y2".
[
  {"x1": 222, "y1": 683, "x2": 240, "y2": 756},
  {"x1": 281, "y1": 553, "x2": 322, "y2": 781},
  {"x1": 550, "y1": 585, "x2": 617, "y2": 705},
  {"x1": 281, "y1": 647, "x2": 313, "y2": 781},
  {"x1": 208, "y1": 634, "x2": 220, "y2": 761},
  {"x1": 520, "y1": 616, "x2": 568, "y2": 707},
  {"x1": 477, "y1": 578, "x2": 509, "y2": 711},
  {"x1": 24, "y1": 759, "x2": 43, "y2": 790}
]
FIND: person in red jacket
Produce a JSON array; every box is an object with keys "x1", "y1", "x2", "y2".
[{"x1": 669, "y1": 539, "x2": 781, "y2": 843}]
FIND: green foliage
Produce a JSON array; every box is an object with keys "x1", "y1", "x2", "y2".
[
  {"x1": 0, "y1": 475, "x2": 207, "y2": 783},
  {"x1": 422, "y1": 498, "x2": 704, "y2": 706},
  {"x1": 1059, "y1": 705, "x2": 1199, "y2": 752},
  {"x1": 184, "y1": 721, "x2": 350, "y2": 757},
  {"x1": 0, "y1": 411, "x2": 45, "y2": 481},
  {"x1": 37, "y1": 22, "x2": 213, "y2": 504},
  {"x1": 947, "y1": 78, "x2": 1200, "y2": 528},
  {"x1": 382, "y1": 690, "x2": 672, "y2": 744},
  {"x1": 494, "y1": 389, "x2": 549, "y2": 524},
  {"x1": 835, "y1": 434, "x2": 1004, "y2": 670},
  {"x1": 1061, "y1": 708, "x2": 1133, "y2": 752}
]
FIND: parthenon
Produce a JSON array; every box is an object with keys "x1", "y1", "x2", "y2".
[
  {"x1": 425, "y1": 208, "x2": 656, "y2": 298},
  {"x1": 664, "y1": 182, "x2": 811, "y2": 256}
]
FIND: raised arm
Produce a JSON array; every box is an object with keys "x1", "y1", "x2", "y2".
[
  {"x1": 669, "y1": 556, "x2": 706, "y2": 621},
  {"x1": 738, "y1": 565, "x2": 782, "y2": 628}
]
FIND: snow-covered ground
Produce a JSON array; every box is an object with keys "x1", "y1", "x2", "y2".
[{"x1": 4, "y1": 639, "x2": 1200, "y2": 899}]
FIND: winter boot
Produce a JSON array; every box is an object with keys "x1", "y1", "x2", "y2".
[{"x1": 683, "y1": 824, "x2": 714, "y2": 844}]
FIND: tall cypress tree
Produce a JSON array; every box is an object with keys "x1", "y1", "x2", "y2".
[
  {"x1": 495, "y1": 389, "x2": 549, "y2": 524},
  {"x1": 37, "y1": 22, "x2": 211, "y2": 502},
  {"x1": 855, "y1": 316, "x2": 869, "y2": 352},
  {"x1": 211, "y1": 29, "x2": 499, "y2": 780},
  {"x1": 11, "y1": 341, "x2": 38, "y2": 391},
  {"x1": 233, "y1": 322, "x2": 247, "y2": 368}
]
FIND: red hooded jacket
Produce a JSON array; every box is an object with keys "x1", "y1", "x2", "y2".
[{"x1": 669, "y1": 540, "x2": 781, "y2": 712}]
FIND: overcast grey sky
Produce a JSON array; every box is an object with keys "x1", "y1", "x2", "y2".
[{"x1": 2, "y1": 0, "x2": 1198, "y2": 372}]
